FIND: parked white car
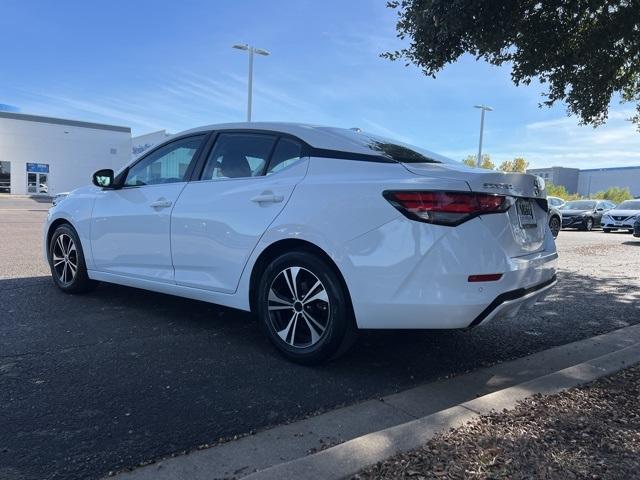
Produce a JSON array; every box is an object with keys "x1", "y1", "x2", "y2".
[
  {"x1": 601, "y1": 199, "x2": 640, "y2": 233},
  {"x1": 44, "y1": 123, "x2": 557, "y2": 363}
]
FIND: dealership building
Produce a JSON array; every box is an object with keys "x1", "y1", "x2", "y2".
[
  {"x1": 527, "y1": 165, "x2": 640, "y2": 197},
  {"x1": 0, "y1": 111, "x2": 131, "y2": 196}
]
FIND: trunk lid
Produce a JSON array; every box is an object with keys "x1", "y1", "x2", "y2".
[{"x1": 401, "y1": 162, "x2": 548, "y2": 257}]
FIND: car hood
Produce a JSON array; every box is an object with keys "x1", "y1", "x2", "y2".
[{"x1": 605, "y1": 209, "x2": 640, "y2": 217}]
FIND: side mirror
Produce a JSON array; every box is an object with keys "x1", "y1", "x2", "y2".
[
  {"x1": 596, "y1": 207, "x2": 604, "y2": 212},
  {"x1": 92, "y1": 169, "x2": 115, "y2": 189}
]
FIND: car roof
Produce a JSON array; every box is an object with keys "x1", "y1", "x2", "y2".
[{"x1": 176, "y1": 122, "x2": 452, "y2": 161}]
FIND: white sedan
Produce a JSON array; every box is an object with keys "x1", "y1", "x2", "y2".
[
  {"x1": 44, "y1": 123, "x2": 557, "y2": 364},
  {"x1": 601, "y1": 199, "x2": 640, "y2": 233}
]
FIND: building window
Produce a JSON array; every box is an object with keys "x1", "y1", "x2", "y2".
[{"x1": 0, "y1": 161, "x2": 10, "y2": 193}]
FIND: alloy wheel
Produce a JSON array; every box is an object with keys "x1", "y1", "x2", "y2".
[
  {"x1": 267, "y1": 266, "x2": 330, "y2": 348},
  {"x1": 52, "y1": 234, "x2": 78, "y2": 285}
]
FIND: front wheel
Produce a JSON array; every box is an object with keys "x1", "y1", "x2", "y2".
[
  {"x1": 256, "y1": 251, "x2": 356, "y2": 364},
  {"x1": 48, "y1": 224, "x2": 97, "y2": 293},
  {"x1": 582, "y1": 218, "x2": 594, "y2": 231},
  {"x1": 603, "y1": 228, "x2": 612, "y2": 233}
]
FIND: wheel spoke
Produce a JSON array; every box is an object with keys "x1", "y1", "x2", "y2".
[
  {"x1": 269, "y1": 289, "x2": 293, "y2": 306},
  {"x1": 62, "y1": 263, "x2": 68, "y2": 283},
  {"x1": 268, "y1": 305, "x2": 293, "y2": 311},
  {"x1": 68, "y1": 262, "x2": 77, "y2": 277},
  {"x1": 283, "y1": 267, "x2": 300, "y2": 300},
  {"x1": 301, "y1": 280, "x2": 321, "y2": 303},
  {"x1": 302, "y1": 312, "x2": 323, "y2": 345},
  {"x1": 53, "y1": 255, "x2": 65, "y2": 267},
  {"x1": 303, "y1": 311, "x2": 326, "y2": 334},
  {"x1": 56, "y1": 236, "x2": 65, "y2": 255},
  {"x1": 276, "y1": 312, "x2": 297, "y2": 345},
  {"x1": 303, "y1": 287, "x2": 328, "y2": 305}
]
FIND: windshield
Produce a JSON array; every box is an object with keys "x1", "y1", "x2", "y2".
[
  {"x1": 562, "y1": 201, "x2": 596, "y2": 210},
  {"x1": 616, "y1": 200, "x2": 640, "y2": 210}
]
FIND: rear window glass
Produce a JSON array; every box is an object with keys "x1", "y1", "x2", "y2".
[
  {"x1": 321, "y1": 128, "x2": 458, "y2": 164},
  {"x1": 617, "y1": 200, "x2": 640, "y2": 209}
]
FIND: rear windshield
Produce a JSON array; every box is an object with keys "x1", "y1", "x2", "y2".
[
  {"x1": 322, "y1": 128, "x2": 459, "y2": 164},
  {"x1": 562, "y1": 201, "x2": 596, "y2": 210},
  {"x1": 616, "y1": 200, "x2": 640, "y2": 210}
]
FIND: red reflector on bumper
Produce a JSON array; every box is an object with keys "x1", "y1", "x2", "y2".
[{"x1": 468, "y1": 274, "x2": 503, "y2": 282}]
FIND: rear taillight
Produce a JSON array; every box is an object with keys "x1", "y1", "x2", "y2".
[{"x1": 383, "y1": 191, "x2": 510, "y2": 226}]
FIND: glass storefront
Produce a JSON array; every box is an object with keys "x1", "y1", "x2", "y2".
[{"x1": 0, "y1": 161, "x2": 10, "y2": 193}]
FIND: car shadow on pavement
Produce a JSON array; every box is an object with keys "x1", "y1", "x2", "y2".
[{"x1": 1, "y1": 268, "x2": 639, "y2": 480}]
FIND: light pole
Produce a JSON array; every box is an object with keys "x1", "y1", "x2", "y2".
[
  {"x1": 232, "y1": 43, "x2": 270, "y2": 122},
  {"x1": 474, "y1": 105, "x2": 493, "y2": 167}
]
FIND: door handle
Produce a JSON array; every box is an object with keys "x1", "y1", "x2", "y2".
[
  {"x1": 150, "y1": 199, "x2": 173, "y2": 209},
  {"x1": 251, "y1": 193, "x2": 284, "y2": 204}
]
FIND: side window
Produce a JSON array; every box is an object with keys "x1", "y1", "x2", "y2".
[
  {"x1": 201, "y1": 133, "x2": 276, "y2": 180},
  {"x1": 266, "y1": 138, "x2": 302, "y2": 175},
  {"x1": 125, "y1": 135, "x2": 204, "y2": 186}
]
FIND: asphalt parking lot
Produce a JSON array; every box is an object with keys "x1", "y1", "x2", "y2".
[{"x1": 2, "y1": 198, "x2": 639, "y2": 480}]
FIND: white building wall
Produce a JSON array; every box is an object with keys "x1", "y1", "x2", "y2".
[
  {"x1": 132, "y1": 130, "x2": 171, "y2": 157},
  {"x1": 0, "y1": 114, "x2": 131, "y2": 196},
  {"x1": 577, "y1": 167, "x2": 640, "y2": 197}
]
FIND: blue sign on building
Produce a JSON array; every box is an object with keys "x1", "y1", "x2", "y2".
[{"x1": 26, "y1": 163, "x2": 49, "y2": 173}]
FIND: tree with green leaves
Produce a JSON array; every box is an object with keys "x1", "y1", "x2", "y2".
[
  {"x1": 593, "y1": 186, "x2": 633, "y2": 204},
  {"x1": 463, "y1": 154, "x2": 495, "y2": 170},
  {"x1": 498, "y1": 157, "x2": 529, "y2": 172},
  {"x1": 384, "y1": 1, "x2": 640, "y2": 128}
]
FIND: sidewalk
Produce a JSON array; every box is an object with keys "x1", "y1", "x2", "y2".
[{"x1": 355, "y1": 364, "x2": 640, "y2": 479}]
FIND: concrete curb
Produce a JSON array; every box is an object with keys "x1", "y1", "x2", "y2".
[{"x1": 244, "y1": 343, "x2": 640, "y2": 480}]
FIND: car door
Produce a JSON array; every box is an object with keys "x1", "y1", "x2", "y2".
[
  {"x1": 91, "y1": 134, "x2": 207, "y2": 282},
  {"x1": 171, "y1": 133, "x2": 308, "y2": 292}
]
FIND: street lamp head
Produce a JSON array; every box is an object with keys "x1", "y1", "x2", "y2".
[
  {"x1": 474, "y1": 105, "x2": 493, "y2": 111},
  {"x1": 254, "y1": 48, "x2": 270, "y2": 56},
  {"x1": 232, "y1": 43, "x2": 249, "y2": 51}
]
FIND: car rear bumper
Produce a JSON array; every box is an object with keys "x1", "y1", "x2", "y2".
[{"x1": 341, "y1": 216, "x2": 558, "y2": 329}]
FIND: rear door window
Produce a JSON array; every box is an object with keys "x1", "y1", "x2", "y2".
[{"x1": 201, "y1": 133, "x2": 277, "y2": 180}]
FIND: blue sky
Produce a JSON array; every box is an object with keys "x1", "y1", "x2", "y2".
[{"x1": 1, "y1": 0, "x2": 639, "y2": 169}]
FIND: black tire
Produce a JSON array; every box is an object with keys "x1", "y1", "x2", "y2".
[
  {"x1": 582, "y1": 217, "x2": 594, "y2": 231},
  {"x1": 256, "y1": 250, "x2": 356, "y2": 365},
  {"x1": 48, "y1": 224, "x2": 97, "y2": 294},
  {"x1": 603, "y1": 228, "x2": 611, "y2": 233},
  {"x1": 549, "y1": 215, "x2": 561, "y2": 238}
]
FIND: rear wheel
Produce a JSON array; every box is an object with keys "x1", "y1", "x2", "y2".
[
  {"x1": 48, "y1": 224, "x2": 97, "y2": 293},
  {"x1": 549, "y1": 216, "x2": 561, "y2": 238},
  {"x1": 256, "y1": 250, "x2": 356, "y2": 364}
]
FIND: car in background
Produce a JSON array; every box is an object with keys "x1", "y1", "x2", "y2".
[
  {"x1": 43, "y1": 122, "x2": 557, "y2": 364},
  {"x1": 634, "y1": 217, "x2": 640, "y2": 237},
  {"x1": 547, "y1": 196, "x2": 566, "y2": 209},
  {"x1": 601, "y1": 199, "x2": 640, "y2": 233},
  {"x1": 560, "y1": 200, "x2": 615, "y2": 231},
  {"x1": 548, "y1": 206, "x2": 561, "y2": 238}
]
